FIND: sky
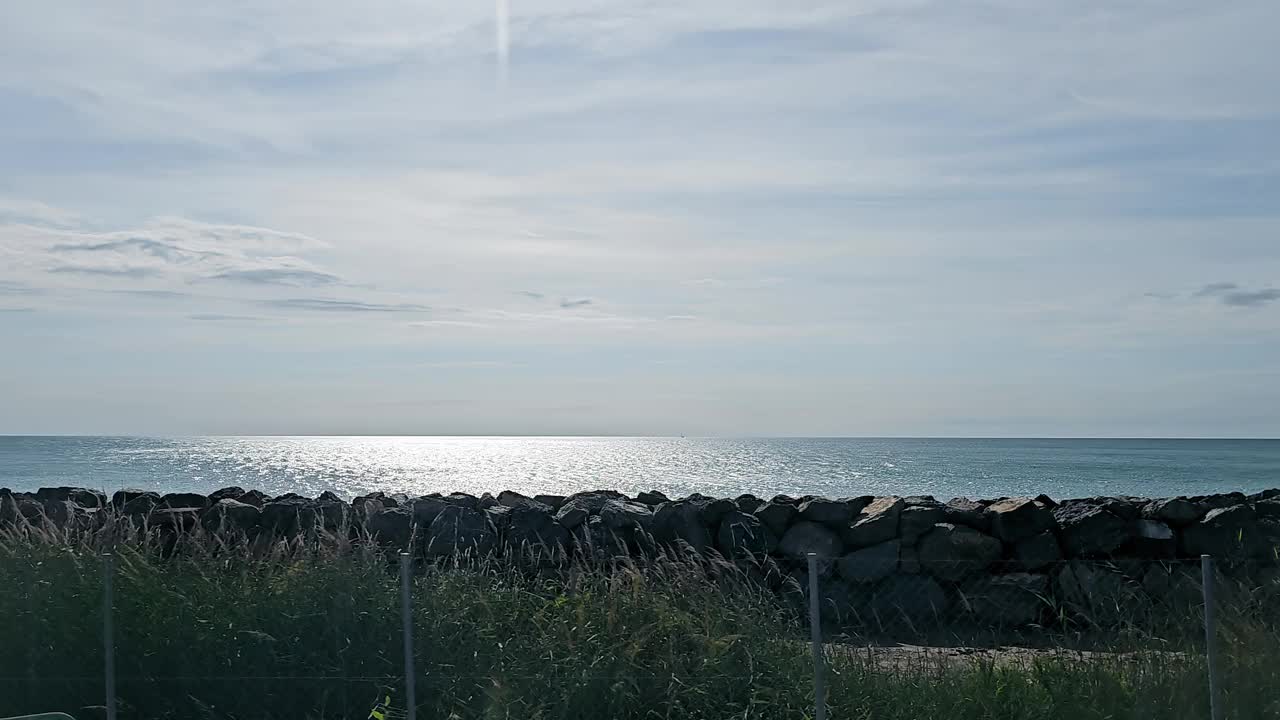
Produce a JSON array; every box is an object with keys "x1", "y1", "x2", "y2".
[{"x1": 0, "y1": 0, "x2": 1278, "y2": 437}]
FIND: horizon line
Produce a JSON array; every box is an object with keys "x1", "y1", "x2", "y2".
[{"x1": 2, "y1": 434, "x2": 1279, "y2": 441}]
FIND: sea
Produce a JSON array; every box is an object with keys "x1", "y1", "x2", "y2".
[{"x1": 2, "y1": 436, "x2": 1279, "y2": 502}]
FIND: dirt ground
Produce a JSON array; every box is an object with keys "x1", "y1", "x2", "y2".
[{"x1": 824, "y1": 642, "x2": 1191, "y2": 673}]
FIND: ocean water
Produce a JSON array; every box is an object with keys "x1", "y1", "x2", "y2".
[{"x1": 1, "y1": 436, "x2": 1278, "y2": 501}]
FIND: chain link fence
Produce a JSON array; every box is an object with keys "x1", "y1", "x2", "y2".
[{"x1": 2, "y1": 527, "x2": 1280, "y2": 719}]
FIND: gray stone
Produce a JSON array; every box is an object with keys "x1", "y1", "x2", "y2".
[
  {"x1": 1180, "y1": 504, "x2": 1264, "y2": 559},
  {"x1": 121, "y1": 493, "x2": 161, "y2": 515},
  {"x1": 868, "y1": 574, "x2": 948, "y2": 626},
  {"x1": 986, "y1": 498, "x2": 1056, "y2": 543},
  {"x1": 504, "y1": 504, "x2": 570, "y2": 554},
  {"x1": 637, "y1": 490, "x2": 671, "y2": 506},
  {"x1": 1141, "y1": 497, "x2": 1202, "y2": 526},
  {"x1": 444, "y1": 493, "x2": 480, "y2": 511},
  {"x1": 753, "y1": 502, "x2": 798, "y2": 536},
  {"x1": 842, "y1": 497, "x2": 903, "y2": 549},
  {"x1": 838, "y1": 540, "x2": 899, "y2": 583},
  {"x1": 554, "y1": 501, "x2": 591, "y2": 530},
  {"x1": 1126, "y1": 519, "x2": 1176, "y2": 558},
  {"x1": 410, "y1": 496, "x2": 448, "y2": 527},
  {"x1": 207, "y1": 486, "x2": 246, "y2": 504},
  {"x1": 734, "y1": 494, "x2": 763, "y2": 513},
  {"x1": 600, "y1": 500, "x2": 653, "y2": 532},
  {"x1": 498, "y1": 491, "x2": 552, "y2": 513},
  {"x1": 943, "y1": 498, "x2": 991, "y2": 532},
  {"x1": 778, "y1": 521, "x2": 844, "y2": 559},
  {"x1": 367, "y1": 507, "x2": 413, "y2": 549},
  {"x1": 111, "y1": 489, "x2": 151, "y2": 510},
  {"x1": 36, "y1": 487, "x2": 105, "y2": 508},
  {"x1": 1055, "y1": 561, "x2": 1135, "y2": 624},
  {"x1": 797, "y1": 498, "x2": 854, "y2": 528},
  {"x1": 899, "y1": 504, "x2": 946, "y2": 542},
  {"x1": 424, "y1": 505, "x2": 496, "y2": 557},
  {"x1": 201, "y1": 498, "x2": 261, "y2": 532},
  {"x1": 238, "y1": 489, "x2": 269, "y2": 507},
  {"x1": 717, "y1": 510, "x2": 777, "y2": 557},
  {"x1": 1014, "y1": 531, "x2": 1062, "y2": 570},
  {"x1": 697, "y1": 497, "x2": 738, "y2": 526},
  {"x1": 1255, "y1": 498, "x2": 1280, "y2": 520},
  {"x1": 958, "y1": 573, "x2": 1049, "y2": 626},
  {"x1": 652, "y1": 500, "x2": 713, "y2": 552},
  {"x1": 1052, "y1": 501, "x2": 1132, "y2": 557},
  {"x1": 533, "y1": 494, "x2": 566, "y2": 510},
  {"x1": 917, "y1": 523, "x2": 1002, "y2": 582},
  {"x1": 899, "y1": 545, "x2": 921, "y2": 574},
  {"x1": 158, "y1": 492, "x2": 210, "y2": 510}
]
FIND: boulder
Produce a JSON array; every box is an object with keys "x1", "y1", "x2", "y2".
[
  {"x1": 36, "y1": 487, "x2": 105, "y2": 508},
  {"x1": 717, "y1": 510, "x2": 777, "y2": 557},
  {"x1": 315, "y1": 499, "x2": 348, "y2": 530},
  {"x1": 554, "y1": 491, "x2": 627, "y2": 529},
  {"x1": 1125, "y1": 519, "x2": 1176, "y2": 558},
  {"x1": 554, "y1": 501, "x2": 591, "y2": 530},
  {"x1": 444, "y1": 493, "x2": 480, "y2": 511},
  {"x1": 734, "y1": 494, "x2": 763, "y2": 513},
  {"x1": 652, "y1": 500, "x2": 713, "y2": 552},
  {"x1": 943, "y1": 498, "x2": 991, "y2": 532},
  {"x1": 986, "y1": 498, "x2": 1056, "y2": 543},
  {"x1": 504, "y1": 504, "x2": 570, "y2": 554},
  {"x1": 868, "y1": 574, "x2": 948, "y2": 627},
  {"x1": 778, "y1": 521, "x2": 844, "y2": 559},
  {"x1": 201, "y1": 498, "x2": 261, "y2": 533},
  {"x1": 1055, "y1": 561, "x2": 1135, "y2": 624},
  {"x1": 478, "y1": 493, "x2": 498, "y2": 510},
  {"x1": 1052, "y1": 501, "x2": 1132, "y2": 557},
  {"x1": 121, "y1": 493, "x2": 161, "y2": 516},
  {"x1": 600, "y1": 500, "x2": 653, "y2": 530},
  {"x1": 158, "y1": 492, "x2": 210, "y2": 510},
  {"x1": 573, "y1": 515, "x2": 630, "y2": 558},
  {"x1": 958, "y1": 573, "x2": 1049, "y2": 626},
  {"x1": 899, "y1": 503, "x2": 946, "y2": 543},
  {"x1": 260, "y1": 498, "x2": 317, "y2": 535},
  {"x1": 1014, "y1": 531, "x2": 1062, "y2": 571},
  {"x1": 917, "y1": 523, "x2": 1002, "y2": 582},
  {"x1": 1141, "y1": 497, "x2": 1202, "y2": 527},
  {"x1": 636, "y1": 490, "x2": 670, "y2": 506},
  {"x1": 753, "y1": 502, "x2": 798, "y2": 537},
  {"x1": 842, "y1": 497, "x2": 903, "y2": 549},
  {"x1": 497, "y1": 491, "x2": 553, "y2": 513},
  {"x1": 1248, "y1": 488, "x2": 1280, "y2": 502},
  {"x1": 533, "y1": 494, "x2": 566, "y2": 510},
  {"x1": 1255, "y1": 498, "x2": 1280, "y2": 520},
  {"x1": 111, "y1": 488, "x2": 151, "y2": 510},
  {"x1": 238, "y1": 489, "x2": 269, "y2": 507},
  {"x1": 697, "y1": 497, "x2": 738, "y2": 526},
  {"x1": 424, "y1": 505, "x2": 496, "y2": 557},
  {"x1": 367, "y1": 507, "x2": 413, "y2": 549},
  {"x1": 318, "y1": 490, "x2": 343, "y2": 504},
  {"x1": 838, "y1": 540, "x2": 899, "y2": 584},
  {"x1": 208, "y1": 486, "x2": 247, "y2": 503},
  {"x1": 150, "y1": 507, "x2": 200, "y2": 530},
  {"x1": 411, "y1": 496, "x2": 449, "y2": 527},
  {"x1": 898, "y1": 545, "x2": 921, "y2": 574},
  {"x1": 1180, "y1": 504, "x2": 1264, "y2": 559},
  {"x1": 797, "y1": 498, "x2": 854, "y2": 528},
  {"x1": 1191, "y1": 492, "x2": 1248, "y2": 513}
]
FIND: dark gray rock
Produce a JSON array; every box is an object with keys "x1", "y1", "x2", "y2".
[
  {"x1": 778, "y1": 521, "x2": 844, "y2": 559},
  {"x1": 316, "y1": 499, "x2": 348, "y2": 530},
  {"x1": 1053, "y1": 501, "x2": 1132, "y2": 557},
  {"x1": 318, "y1": 490, "x2": 343, "y2": 504},
  {"x1": 1056, "y1": 561, "x2": 1136, "y2": 624},
  {"x1": 1125, "y1": 519, "x2": 1176, "y2": 558},
  {"x1": 150, "y1": 506, "x2": 199, "y2": 530},
  {"x1": 367, "y1": 507, "x2": 413, "y2": 549},
  {"x1": 478, "y1": 493, "x2": 498, "y2": 510},
  {"x1": 158, "y1": 492, "x2": 210, "y2": 510},
  {"x1": 1255, "y1": 498, "x2": 1280, "y2": 520},
  {"x1": 917, "y1": 523, "x2": 1002, "y2": 582},
  {"x1": 899, "y1": 545, "x2": 921, "y2": 574},
  {"x1": 425, "y1": 505, "x2": 496, "y2": 557},
  {"x1": 444, "y1": 493, "x2": 480, "y2": 511},
  {"x1": 411, "y1": 496, "x2": 449, "y2": 527},
  {"x1": 201, "y1": 498, "x2": 261, "y2": 532},
  {"x1": 238, "y1": 489, "x2": 269, "y2": 507},
  {"x1": 733, "y1": 494, "x2": 763, "y2": 513},
  {"x1": 1014, "y1": 531, "x2": 1062, "y2": 571},
  {"x1": 842, "y1": 497, "x2": 903, "y2": 549},
  {"x1": 1192, "y1": 492, "x2": 1248, "y2": 513},
  {"x1": 838, "y1": 540, "x2": 899, "y2": 583},
  {"x1": 1248, "y1": 488, "x2": 1280, "y2": 502},
  {"x1": 717, "y1": 510, "x2": 777, "y2": 557},
  {"x1": 260, "y1": 498, "x2": 317, "y2": 535},
  {"x1": 1142, "y1": 497, "x2": 1202, "y2": 526},
  {"x1": 533, "y1": 494, "x2": 566, "y2": 510},
  {"x1": 121, "y1": 492, "x2": 161, "y2": 515},
  {"x1": 797, "y1": 498, "x2": 854, "y2": 528},
  {"x1": 958, "y1": 573, "x2": 1049, "y2": 626},
  {"x1": 207, "y1": 486, "x2": 247, "y2": 503},
  {"x1": 504, "y1": 504, "x2": 569, "y2": 554},
  {"x1": 753, "y1": 502, "x2": 798, "y2": 537},
  {"x1": 652, "y1": 500, "x2": 713, "y2": 552},
  {"x1": 636, "y1": 490, "x2": 670, "y2": 506},
  {"x1": 943, "y1": 498, "x2": 991, "y2": 532},
  {"x1": 573, "y1": 515, "x2": 630, "y2": 558},
  {"x1": 36, "y1": 487, "x2": 105, "y2": 508},
  {"x1": 498, "y1": 490, "x2": 550, "y2": 512},
  {"x1": 899, "y1": 504, "x2": 946, "y2": 543},
  {"x1": 868, "y1": 574, "x2": 948, "y2": 626},
  {"x1": 111, "y1": 489, "x2": 151, "y2": 510},
  {"x1": 1180, "y1": 504, "x2": 1264, "y2": 559},
  {"x1": 697, "y1": 497, "x2": 738, "y2": 526},
  {"x1": 600, "y1": 500, "x2": 653, "y2": 532},
  {"x1": 986, "y1": 498, "x2": 1056, "y2": 543},
  {"x1": 554, "y1": 491, "x2": 627, "y2": 529}
]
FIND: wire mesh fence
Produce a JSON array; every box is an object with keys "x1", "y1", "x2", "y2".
[{"x1": 2, "y1": 521, "x2": 1280, "y2": 719}]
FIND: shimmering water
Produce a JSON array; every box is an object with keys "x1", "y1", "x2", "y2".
[{"x1": 1, "y1": 436, "x2": 1278, "y2": 500}]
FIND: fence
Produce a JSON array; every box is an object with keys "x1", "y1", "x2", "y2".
[{"x1": 2, "y1": 537, "x2": 1279, "y2": 719}]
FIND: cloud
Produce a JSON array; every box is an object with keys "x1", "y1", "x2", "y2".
[
  {"x1": 559, "y1": 297, "x2": 593, "y2": 309},
  {"x1": 515, "y1": 290, "x2": 546, "y2": 300},
  {"x1": 187, "y1": 313, "x2": 263, "y2": 321},
  {"x1": 1194, "y1": 282, "x2": 1280, "y2": 308},
  {"x1": 264, "y1": 298, "x2": 429, "y2": 313},
  {"x1": 1, "y1": 213, "x2": 337, "y2": 290},
  {"x1": 0, "y1": 307, "x2": 35, "y2": 313}
]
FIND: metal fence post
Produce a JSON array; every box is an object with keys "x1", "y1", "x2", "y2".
[
  {"x1": 1201, "y1": 554, "x2": 1222, "y2": 720},
  {"x1": 400, "y1": 552, "x2": 417, "y2": 720},
  {"x1": 102, "y1": 553, "x2": 117, "y2": 720},
  {"x1": 807, "y1": 553, "x2": 826, "y2": 720}
]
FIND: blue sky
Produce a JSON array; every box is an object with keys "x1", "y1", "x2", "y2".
[{"x1": 1, "y1": 0, "x2": 1278, "y2": 436}]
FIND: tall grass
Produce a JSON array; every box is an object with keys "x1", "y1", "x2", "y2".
[{"x1": 1, "y1": 521, "x2": 1277, "y2": 719}]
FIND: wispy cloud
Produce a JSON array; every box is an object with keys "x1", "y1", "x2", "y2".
[
  {"x1": 209, "y1": 268, "x2": 341, "y2": 286},
  {"x1": 264, "y1": 298, "x2": 429, "y2": 313},
  {"x1": 1195, "y1": 282, "x2": 1280, "y2": 308},
  {"x1": 514, "y1": 290, "x2": 545, "y2": 300},
  {"x1": 187, "y1": 313, "x2": 263, "y2": 322},
  {"x1": 559, "y1": 297, "x2": 593, "y2": 309}
]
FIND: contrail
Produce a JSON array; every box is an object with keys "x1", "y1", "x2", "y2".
[{"x1": 495, "y1": 0, "x2": 509, "y2": 90}]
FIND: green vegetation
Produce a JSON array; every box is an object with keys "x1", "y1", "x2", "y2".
[{"x1": 1, "y1": 525, "x2": 1277, "y2": 719}]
